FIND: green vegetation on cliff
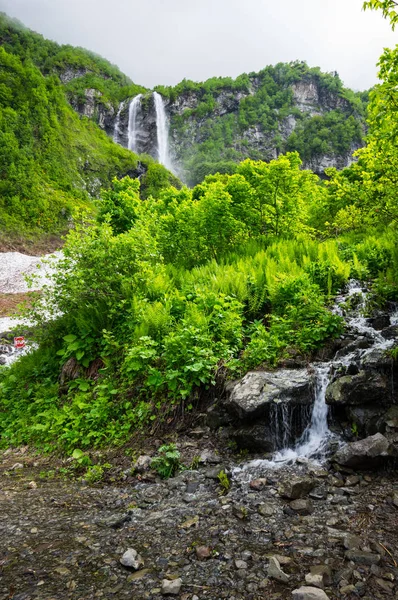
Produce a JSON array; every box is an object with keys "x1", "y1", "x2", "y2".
[{"x1": 0, "y1": 13, "x2": 177, "y2": 238}]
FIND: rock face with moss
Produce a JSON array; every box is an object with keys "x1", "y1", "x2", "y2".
[{"x1": 108, "y1": 65, "x2": 366, "y2": 184}]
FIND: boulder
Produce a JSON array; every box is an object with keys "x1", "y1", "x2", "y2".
[
  {"x1": 325, "y1": 370, "x2": 389, "y2": 406},
  {"x1": 279, "y1": 477, "x2": 315, "y2": 499},
  {"x1": 333, "y1": 433, "x2": 392, "y2": 469},
  {"x1": 381, "y1": 325, "x2": 398, "y2": 340},
  {"x1": 226, "y1": 368, "x2": 312, "y2": 420}
]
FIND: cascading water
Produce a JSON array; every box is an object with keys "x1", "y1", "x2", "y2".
[
  {"x1": 128, "y1": 94, "x2": 142, "y2": 153},
  {"x1": 153, "y1": 91, "x2": 173, "y2": 171},
  {"x1": 113, "y1": 100, "x2": 126, "y2": 144},
  {"x1": 237, "y1": 280, "x2": 397, "y2": 472}
]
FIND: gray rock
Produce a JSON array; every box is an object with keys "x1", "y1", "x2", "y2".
[
  {"x1": 333, "y1": 433, "x2": 392, "y2": 469},
  {"x1": 345, "y1": 550, "x2": 381, "y2": 565},
  {"x1": 267, "y1": 556, "x2": 289, "y2": 582},
  {"x1": 289, "y1": 499, "x2": 313, "y2": 515},
  {"x1": 161, "y1": 578, "x2": 182, "y2": 595},
  {"x1": 258, "y1": 503, "x2": 275, "y2": 517},
  {"x1": 226, "y1": 368, "x2": 312, "y2": 419},
  {"x1": 343, "y1": 534, "x2": 361, "y2": 550},
  {"x1": 279, "y1": 477, "x2": 315, "y2": 499},
  {"x1": 133, "y1": 455, "x2": 152, "y2": 473},
  {"x1": 309, "y1": 566, "x2": 332, "y2": 587},
  {"x1": 234, "y1": 559, "x2": 248, "y2": 570},
  {"x1": 305, "y1": 573, "x2": 324, "y2": 588},
  {"x1": 292, "y1": 586, "x2": 330, "y2": 600},
  {"x1": 325, "y1": 370, "x2": 389, "y2": 407},
  {"x1": 120, "y1": 548, "x2": 144, "y2": 570},
  {"x1": 199, "y1": 449, "x2": 220, "y2": 464}
]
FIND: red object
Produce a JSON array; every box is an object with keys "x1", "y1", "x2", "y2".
[{"x1": 14, "y1": 336, "x2": 25, "y2": 349}]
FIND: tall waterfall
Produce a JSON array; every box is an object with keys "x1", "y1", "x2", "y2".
[
  {"x1": 128, "y1": 94, "x2": 142, "y2": 153},
  {"x1": 113, "y1": 100, "x2": 126, "y2": 144},
  {"x1": 153, "y1": 91, "x2": 173, "y2": 171}
]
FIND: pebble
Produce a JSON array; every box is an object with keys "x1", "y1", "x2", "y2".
[
  {"x1": 161, "y1": 578, "x2": 182, "y2": 595},
  {"x1": 267, "y1": 556, "x2": 289, "y2": 583},
  {"x1": 120, "y1": 548, "x2": 144, "y2": 570}
]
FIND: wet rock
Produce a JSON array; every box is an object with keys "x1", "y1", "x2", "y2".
[
  {"x1": 267, "y1": 556, "x2": 289, "y2": 582},
  {"x1": 279, "y1": 477, "x2": 315, "y2": 499},
  {"x1": 133, "y1": 455, "x2": 152, "y2": 473},
  {"x1": 333, "y1": 433, "x2": 392, "y2": 469},
  {"x1": 161, "y1": 578, "x2": 182, "y2": 595},
  {"x1": 120, "y1": 548, "x2": 144, "y2": 570},
  {"x1": 367, "y1": 314, "x2": 390, "y2": 330},
  {"x1": 345, "y1": 550, "x2": 381, "y2": 565},
  {"x1": 326, "y1": 371, "x2": 389, "y2": 407},
  {"x1": 292, "y1": 586, "x2": 330, "y2": 600},
  {"x1": 230, "y1": 423, "x2": 274, "y2": 452},
  {"x1": 289, "y1": 498, "x2": 313, "y2": 515},
  {"x1": 381, "y1": 325, "x2": 398, "y2": 340},
  {"x1": 225, "y1": 368, "x2": 312, "y2": 420}
]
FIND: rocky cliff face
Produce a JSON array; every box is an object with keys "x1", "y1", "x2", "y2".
[{"x1": 68, "y1": 68, "x2": 366, "y2": 182}]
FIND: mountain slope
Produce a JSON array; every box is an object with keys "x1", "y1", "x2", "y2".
[{"x1": 0, "y1": 13, "x2": 178, "y2": 238}]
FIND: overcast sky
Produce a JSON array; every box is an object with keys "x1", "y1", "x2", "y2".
[{"x1": 0, "y1": 0, "x2": 396, "y2": 91}]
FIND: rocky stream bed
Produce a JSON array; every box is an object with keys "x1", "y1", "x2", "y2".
[{"x1": 1, "y1": 441, "x2": 398, "y2": 600}]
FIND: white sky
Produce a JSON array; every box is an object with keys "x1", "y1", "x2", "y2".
[{"x1": 0, "y1": 0, "x2": 396, "y2": 91}]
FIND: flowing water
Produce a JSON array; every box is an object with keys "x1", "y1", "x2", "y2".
[
  {"x1": 127, "y1": 94, "x2": 142, "y2": 152},
  {"x1": 153, "y1": 91, "x2": 173, "y2": 171},
  {"x1": 239, "y1": 281, "x2": 397, "y2": 472},
  {"x1": 113, "y1": 100, "x2": 126, "y2": 144}
]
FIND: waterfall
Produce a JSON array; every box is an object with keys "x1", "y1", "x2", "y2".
[
  {"x1": 153, "y1": 91, "x2": 173, "y2": 171},
  {"x1": 113, "y1": 100, "x2": 126, "y2": 144},
  {"x1": 128, "y1": 94, "x2": 142, "y2": 153},
  {"x1": 235, "y1": 280, "x2": 398, "y2": 474}
]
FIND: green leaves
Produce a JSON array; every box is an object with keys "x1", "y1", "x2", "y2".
[{"x1": 363, "y1": 0, "x2": 398, "y2": 29}]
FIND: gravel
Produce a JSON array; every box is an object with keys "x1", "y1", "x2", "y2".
[{"x1": 0, "y1": 251, "x2": 61, "y2": 294}]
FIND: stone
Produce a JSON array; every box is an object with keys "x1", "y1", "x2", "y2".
[
  {"x1": 267, "y1": 556, "x2": 289, "y2": 583},
  {"x1": 325, "y1": 371, "x2": 389, "y2": 407},
  {"x1": 310, "y1": 566, "x2": 332, "y2": 587},
  {"x1": 343, "y1": 534, "x2": 362, "y2": 550},
  {"x1": 161, "y1": 578, "x2": 182, "y2": 595},
  {"x1": 279, "y1": 477, "x2": 315, "y2": 499},
  {"x1": 305, "y1": 573, "x2": 324, "y2": 588},
  {"x1": 133, "y1": 455, "x2": 152, "y2": 473},
  {"x1": 195, "y1": 546, "x2": 211, "y2": 560},
  {"x1": 199, "y1": 449, "x2": 220, "y2": 464},
  {"x1": 345, "y1": 550, "x2": 381, "y2": 565},
  {"x1": 381, "y1": 325, "x2": 398, "y2": 340},
  {"x1": 234, "y1": 559, "x2": 248, "y2": 570},
  {"x1": 393, "y1": 491, "x2": 398, "y2": 508},
  {"x1": 292, "y1": 586, "x2": 330, "y2": 600},
  {"x1": 289, "y1": 499, "x2": 313, "y2": 515},
  {"x1": 333, "y1": 433, "x2": 392, "y2": 469},
  {"x1": 250, "y1": 478, "x2": 267, "y2": 490},
  {"x1": 258, "y1": 503, "x2": 275, "y2": 517},
  {"x1": 120, "y1": 548, "x2": 144, "y2": 570},
  {"x1": 226, "y1": 369, "x2": 312, "y2": 420}
]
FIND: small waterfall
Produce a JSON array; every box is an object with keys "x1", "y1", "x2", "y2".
[
  {"x1": 153, "y1": 91, "x2": 173, "y2": 171},
  {"x1": 128, "y1": 94, "x2": 142, "y2": 153},
  {"x1": 113, "y1": 100, "x2": 126, "y2": 144},
  {"x1": 235, "y1": 280, "x2": 397, "y2": 474}
]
